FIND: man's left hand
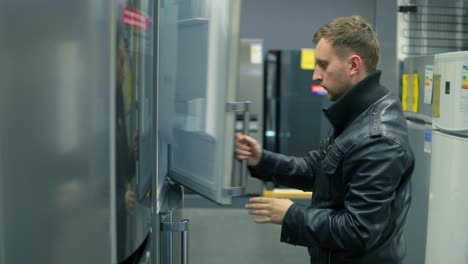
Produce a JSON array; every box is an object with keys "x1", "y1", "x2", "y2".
[{"x1": 245, "y1": 197, "x2": 294, "y2": 225}]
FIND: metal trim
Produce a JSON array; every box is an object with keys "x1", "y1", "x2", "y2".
[
  {"x1": 160, "y1": 219, "x2": 190, "y2": 232},
  {"x1": 223, "y1": 187, "x2": 245, "y2": 196},
  {"x1": 225, "y1": 101, "x2": 251, "y2": 112}
]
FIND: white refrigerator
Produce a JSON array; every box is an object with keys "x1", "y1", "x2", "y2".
[{"x1": 425, "y1": 51, "x2": 468, "y2": 263}]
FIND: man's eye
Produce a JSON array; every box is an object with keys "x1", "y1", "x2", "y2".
[{"x1": 318, "y1": 62, "x2": 327, "y2": 68}]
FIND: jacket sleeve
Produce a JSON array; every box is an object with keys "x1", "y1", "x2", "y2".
[
  {"x1": 248, "y1": 149, "x2": 321, "y2": 191},
  {"x1": 280, "y1": 136, "x2": 413, "y2": 252}
]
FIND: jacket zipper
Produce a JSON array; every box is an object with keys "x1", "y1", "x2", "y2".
[{"x1": 328, "y1": 251, "x2": 331, "y2": 264}]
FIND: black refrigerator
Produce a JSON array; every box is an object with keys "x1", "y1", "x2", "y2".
[{"x1": 264, "y1": 50, "x2": 331, "y2": 157}]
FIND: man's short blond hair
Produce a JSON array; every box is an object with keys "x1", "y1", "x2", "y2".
[{"x1": 313, "y1": 16, "x2": 380, "y2": 73}]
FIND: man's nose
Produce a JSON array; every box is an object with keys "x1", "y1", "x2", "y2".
[{"x1": 312, "y1": 69, "x2": 322, "y2": 82}]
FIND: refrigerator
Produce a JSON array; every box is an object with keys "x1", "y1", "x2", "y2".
[
  {"x1": 156, "y1": 0, "x2": 246, "y2": 263},
  {"x1": 263, "y1": 50, "x2": 330, "y2": 157},
  {"x1": 400, "y1": 55, "x2": 434, "y2": 264},
  {"x1": 0, "y1": 1, "x2": 154, "y2": 263},
  {"x1": 425, "y1": 51, "x2": 468, "y2": 264}
]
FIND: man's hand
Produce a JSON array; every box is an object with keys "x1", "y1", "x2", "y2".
[
  {"x1": 235, "y1": 133, "x2": 263, "y2": 167},
  {"x1": 245, "y1": 197, "x2": 294, "y2": 224},
  {"x1": 125, "y1": 190, "x2": 136, "y2": 214}
]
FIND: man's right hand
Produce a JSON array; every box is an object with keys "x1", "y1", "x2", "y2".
[{"x1": 235, "y1": 133, "x2": 263, "y2": 167}]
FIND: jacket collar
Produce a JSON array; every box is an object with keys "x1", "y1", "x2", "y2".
[{"x1": 323, "y1": 70, "x2": 389, "y2": 132}]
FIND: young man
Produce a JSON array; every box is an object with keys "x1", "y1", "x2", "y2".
[{"x1": 236, "y1": 16, "x2": 414, "y2": 263}]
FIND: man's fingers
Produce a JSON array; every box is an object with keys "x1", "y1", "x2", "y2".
[
  {"x1": 235, "y1": 141, "x2": 251, "y2": 151},
  {"x1": 245, "y1": 202, "x2": 269, "y2": 209},
  {"x1": 242, "y1": 137, "x2": 256, "y2": 147},
  {"x1": 235, "y1": 151, "x2": 252, "y2": 159},
  {"x1": 235, "y1": 137, "x2": 253, "y2": 161},
  {"x1": 235, "y1": 145, "x2": 251, "y2": 154},
  {"x1": 249, "y1": 197, "x2": 273, "y2": 203},
  {"x1": 236, "y1": 155, "x2": 249, "y2": 161},
  {"x1": 248, "y1": 209, "x2": 269, "y2": 216},
  {"x1": 254, "y1": 217, "x2": 272, "y2": 224},
  {"x1": 236, "y1": 156, "x2": 251, "y2": 161},
  {"x1": 235, "y1": 133, "x2": 257, "y2": 147}
]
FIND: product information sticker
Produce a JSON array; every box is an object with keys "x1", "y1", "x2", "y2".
[
  {"x1": 460, "y1": 65, "x2": 468, "y2": 113},
  {"x1": 250, "y1": 43, "x2": 263, "y2": 64},
  {"x1": 424, "y1": 131, "x2": 432, "y2": 153},
  {"x1": 462, "y1": 65, "x2": 468, "y2": 90},
  {"x1": 424, "y1": 65, "x2": 434, "y2": 104}
]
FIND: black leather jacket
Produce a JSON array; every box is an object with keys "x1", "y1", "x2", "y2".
[{"x1": 250, "y1": 71, "x2": 414, "y2": 264}]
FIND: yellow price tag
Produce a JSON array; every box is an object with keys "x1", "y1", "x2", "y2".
[
  {"x1": 402, "y1": 74, "x2": 419, "y2": 112},
  {"x1": 301, "y1": 49, "x2": 315, "y2": 70}
]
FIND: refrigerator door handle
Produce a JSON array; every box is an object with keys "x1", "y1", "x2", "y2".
[
  {"x1": 224, "y1": 101, "x2": 251, "y2": 196},
  {"x1": 432, "y1": 121, "x2": 468, "y2": 137},
  {"x1": 180, "y1": 219, "x2": 189, "y2": 264},
  {"x1": 160, "y1": 214, "x2": 191, "y2": 264}
]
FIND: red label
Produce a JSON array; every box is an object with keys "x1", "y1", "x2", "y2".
[
  {"x1": 311, "y1": 84, "x2": 327, "y2": 95},
  {"x1": 123, "y1": 8, "x2": 149, "y2": 32}
]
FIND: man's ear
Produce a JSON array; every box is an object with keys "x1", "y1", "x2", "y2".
[{"x1": 349, "y1": 55, "x2": 363, "y2": 76}]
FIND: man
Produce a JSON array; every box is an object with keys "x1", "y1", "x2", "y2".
[{"x1": 236, "y1": 16, "x2": 414, "y2": 263}]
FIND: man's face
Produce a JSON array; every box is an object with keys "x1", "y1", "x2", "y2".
[{"x1": 313, "y1": 38, "x2": 353, "y2": 101}]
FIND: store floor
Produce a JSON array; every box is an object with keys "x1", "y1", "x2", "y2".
[{"x1": 171, "y1": 195, "x2": 309, "y2": 264}]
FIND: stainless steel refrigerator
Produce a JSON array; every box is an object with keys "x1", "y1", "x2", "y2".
[
  {"x1": 401, "y1": 55, "x2": 434, "y2": 264},
  {"x1": 1, "y1": 0, "x2": 155, "y2": 263},
  {"x1": 425, "y1": 51, "x2": 468, "y2": 264}
]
